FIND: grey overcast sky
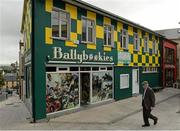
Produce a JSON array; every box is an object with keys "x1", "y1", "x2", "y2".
[{"x1": 0, "y1": 0, "x2": 180, "y2": 65}]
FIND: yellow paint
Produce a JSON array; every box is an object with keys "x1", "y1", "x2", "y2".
[
  {"x1": 138, "y1": 47, "x2": 142, "y2": 55},
  {"x1": 128, "y1": 26, "x2": 133, "y2": 36},
  {"x1": 149, "y1": 41, "x2": 152, "y2": 49},
  {"x1": 145, "y1": 32, "x2": 149, "y2": 37},
  {"x1": 45, "y1": 0, "x2": 53, "y2": 13},
  {"x1": 65, "y1": 41, "x2": 77, "y2": 47},
  {"x1": 117, "y1": 42, "x2": 122, "y2": 51},
  {"x1": 142, "y1": 55, "x2": 146, "y2": 63},
  {"x1": 45, "y1": 27, "x2": 53, "y2": 44},
  {"x1": 114, "y1": 31, "x2": 117, "y2": 42},
  {"x1": 138, "y1": 29, "x2": 142, "y2": 38},
  {"x1": 87, "y1": 11, "x2": 96, "y2": 21},
  {"x1": 155, "y1": 57, "x2": 158, "y2": 64},
  {"x1": 117, "y1": 22, "x2": 123, "y2": 31},
  {"x1": 138, "y1": 63, "x2": 142, "y2": 66},
  {"x1": 65, "y1": 4, "x2": 77, "y2": 19},
  {"x1": 133, "y1": 54, "x2": 138, "y2": 63},
  {"x1": 70, "y1": 32, "x2": 77, "y2": 41},
  {"x1": 128, "y1": 45, "x2": 134, "y2": 54},
  {"x1": 152, "y1": 63, "x2": 156, "y2": 67},
  {"x1": 117, "y1": 63, "x2": 124, "y2": 66},
  {"x1": 149, "y1": 56, "x2": 152, "y2": 64},
  {"x1": 96, "y1": 25, "x2": 104, "y2": 39},
  {"x1": 104, "y1": 46, "x2": 112, "y2": 52},
  {"x1": 141, "y1": 38, "x2": 144, "y2": 47},
  {"x1": 87, "y1": 43, "x2": 96, "y2": 50},
  {"x1": 145, "y1": 63, "x2": 149, "y2": 66},
  {"x1": 129, "y1": 63, "x2": 134, "y2": 67},
  {"x1": 104, "y1": 17, "x2": 111, "y2": 25},
  {"x1": 77, "y1": 20, "x2": 82, "y2": 34}
]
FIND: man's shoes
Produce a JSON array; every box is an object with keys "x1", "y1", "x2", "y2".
[
  {"x1": 142, "y1": 124, "x2": 150, "y2": 127},
  {"x1": 154, "y1": 118, "x2": 158, "y2": 125}
]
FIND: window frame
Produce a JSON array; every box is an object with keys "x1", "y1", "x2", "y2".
[
  {"x1": 121, "y1": 29, "x2": 129, "y2": 50},
  {"x1": 152, "y1": 39, "x2": 157, "y2": 54},
  {"x1": 104, "y1": 24, "x2": 114, "y2": 47},
  {"x1": 51, "y1": 7, "x2": 71, "y2": 40},
  {"x1": 81, "y1": 16, "x2": 96, "y2": 44},
  {"x1": 133, "y1": 32, "x2": 140, "y2": 51},
  {"x1": 120, "y1": 74, "x2": 129, "y2": 89},
  {"x1": 143, "y1": 36, "x2": 149, "y2": 53}
]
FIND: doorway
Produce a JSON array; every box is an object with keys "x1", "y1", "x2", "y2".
[
  {"x1": 80, "y1": 73, "x2": 90, "y2": 105},
  {"x1": 132, "y1": 69, "x2": 139, "y2": 94}
]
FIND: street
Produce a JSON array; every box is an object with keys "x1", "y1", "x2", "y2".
[{"x1": 0, "y1": 88, "x2": 179, "y2": 130}]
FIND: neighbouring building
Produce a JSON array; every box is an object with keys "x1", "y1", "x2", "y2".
[
  {"x1": 157, "y1": 28, "x2": 180, "y2": 81},
  {"x1": 3, "y1": 73, "x2": 17, "y2": 89},
  {"x1": 21, "y1": 0, "x2": 167, "y2": 122},
  {"x1": 19, "y1": 40, "x2": 25, "y2": 100}
]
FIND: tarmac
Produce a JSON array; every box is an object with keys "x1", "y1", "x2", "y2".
[{"x1": 0, "y1": 87, "x2": 179, "y2": 130}]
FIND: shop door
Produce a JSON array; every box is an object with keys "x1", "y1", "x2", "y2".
[
  {"x1": 132, "y1": 69, "x2": 139, "y2": 94},
  {"x1": 80, "y1": 73, "x2": 91, "y2": 105}
]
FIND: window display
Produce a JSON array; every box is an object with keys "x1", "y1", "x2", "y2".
[
  {"x1": 46, "y1": 73, "x2": 79, "y2": 113},
  {"x1": 92, "y1": 72, "x2": 113, "y2": 103}
]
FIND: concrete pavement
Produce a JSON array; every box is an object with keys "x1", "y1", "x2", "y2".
[{"x1": 0, "y1": 88, "x2": 179, "y2": 130}]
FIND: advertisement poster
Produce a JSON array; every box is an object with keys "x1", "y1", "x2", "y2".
[
  {"x1": 118, "y1": 51, "x2": 131, "y2": 64},
  {"x1": 92, "y1": 72, "x2": 113, "y2": 103},
  {"x1": 46, "y1": 73, "x2": 79, "y2": 113}
]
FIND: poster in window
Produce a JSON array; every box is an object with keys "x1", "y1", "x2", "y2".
[
  {"x1": 46, "y1": 73, "x2": 79, "y2": 113},
  {"x1": 92, "y1": 72, "x2": 113, "y2": 103}
]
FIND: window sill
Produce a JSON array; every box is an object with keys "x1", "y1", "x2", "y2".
[
  {"x1": 142, "y1": 71, "x2": 159, "y2": 74},
  {"x1": 134, "y1": 49, "x2": 139, "y2": 52},
  {"x1": 81, "y1": 41, "x2": 96, "y2": 45},
  {"x1": 103, "y1": 45, "x2": 115, "y2": 49},
  {"x1": 51, "y1": 37, "x2": 69, "y2": 41}
]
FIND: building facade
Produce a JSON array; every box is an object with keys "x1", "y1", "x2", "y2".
[
  {"x1": 21, "y1": 0, "x2": 163, "y2": 121},
  {"x1": 161, "y1": 39, "x2": 177, "y2": 87},
  {"x1": 157, "y1": 28, "x2": 180, "y2": 81}
]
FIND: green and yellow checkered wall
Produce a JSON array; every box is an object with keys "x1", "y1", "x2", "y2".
[{"x1": 44, "y1": 0, "x2": 160, "y2": 67}]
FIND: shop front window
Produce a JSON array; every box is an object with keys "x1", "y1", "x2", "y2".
[
  {"x1": 26, "y1": 67, "x2": 32, "y2": 99},
  {"x1": 46, "y1": 73, "x2": 79, "y2": 113},
  {"x1": 92, "y1": 72, "x2": 113, "y2": 103}
]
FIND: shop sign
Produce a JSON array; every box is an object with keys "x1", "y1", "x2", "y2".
[
  {"x1": 25, "y1": 51, "x2": 31, "y2": 64},
  {"x1": 118, "y1": 51, "x2": 131, "y2": 64},
  {"x1": 51, "y1": 47, "x2": 113, "y2": 63}
]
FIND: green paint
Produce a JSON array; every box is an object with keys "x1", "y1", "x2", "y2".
[
  {"x1": 96, "y1": 13, "x2": 103, "y2": 26},
  {"x1": 114, "y1": 67, "x2": 132, "y2": 100},
  {"x1": 71, "y1": 19, "x2": 77, "y2": 33}
]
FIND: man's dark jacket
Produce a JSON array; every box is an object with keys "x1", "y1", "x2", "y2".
[{"x1": 142, "y1": 87, "x2": 155, "y2": 110}]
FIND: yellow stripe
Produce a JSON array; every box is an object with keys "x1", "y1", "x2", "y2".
[
  {"x1": 129, "y1": 63, "x2": 134, "y2": 67},
  {"x1": 133, "y1": 54, "x2": 138, "y2": 63},
  {"x1": 128, "y1": 26, "x2": 133, "y2": 36},
  {"x1": 77, "y1": 20, "x2": 82, "y2": 34},
  {"x1": 117, "y1": 63, "x2": 124, "y2": 66},
  {"x1": 65, "y1": 4, "x2": 77, "y2": 19},
  {"x1": 96, "y1": 25, "x2": 103, "y2": 39},
  {"x1": 142, "y1": 55, "x2": 145, "y2": 63},
  {"x1": 65, "y1": 41, "x2": 77, "y2": 47},
  {"x1": 87, "y1": 43, "x2": 96, "y2": 49},
  {"x1": 117, "y1": 22, "x2": 123, "y2": 31},
  {"x1": 70, "y1": 32, "x2": 77, "y2": 41},
  {"x1": 114, "y1": 31, "x2": 117, "y2": 42},
  {"x1": 104, "y1": 46, "x2": 112, "y2": 52},
  {"x1": 45, "y1": 0, "x2": 53, "y2": 13},
  {"x1": 104, "y1": 17, "x2": 111, "y2": 25},
  {"x1": 138, "y1": 63, "x2": 142, "y2": 66},
  {"x1": 87, "y1": 11, "x2": 96, "y2": 21},
  {"x1": 45, "y1": 27, "x2": 53, "y2": 44}
]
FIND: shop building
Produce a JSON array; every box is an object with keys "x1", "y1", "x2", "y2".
[
  {"x1": 21, "y1": 0, "x2": 163, "y2": 121},
  {"x1": 161, "y1": 39, "x2": 177, "y2": 87}
]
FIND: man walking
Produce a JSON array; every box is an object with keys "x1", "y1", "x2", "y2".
[{"x1": 142, "y1": 81, "x2": 158, "y2": 127}]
